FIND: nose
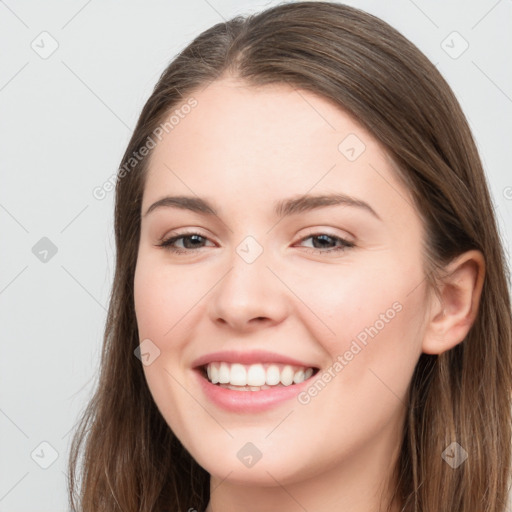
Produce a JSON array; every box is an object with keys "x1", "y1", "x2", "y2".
[{"x1": 207, "y1": 241, "x2": 289, "y2": 332}]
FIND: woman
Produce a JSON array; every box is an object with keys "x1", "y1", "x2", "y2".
[{"x1": 68, "y1": 2, "x2": 512, "y2": 511}]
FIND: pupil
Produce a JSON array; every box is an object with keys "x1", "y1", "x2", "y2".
[
  {"x1": 313, "y1": 235, "x2": 333, "y2": 248},
  {"x1": 184, "y1": 235, "x2": 203, "y2": 248}
]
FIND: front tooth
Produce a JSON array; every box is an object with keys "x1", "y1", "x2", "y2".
[
  {"x1": 247, "y1": 364, "x2": 266, "y2": 386},
  {"x1": 280, "y1": 365, "x2": 294, "y2": 386},
  {"x1": 293, "y1": 369, "x2": 305, "y2": 384},
  {"x1": 210, "y1": 363, "x2": 219, "y2": 384},
  {"x1": 218, "y1": 362, "x2": 230, "y2": 384},
  {"x1": 266, "y1": 364, "x2": 281, "y2": 385},
  {"x1": 230, "y1": 363, "x2": 247, "y2": 386}
]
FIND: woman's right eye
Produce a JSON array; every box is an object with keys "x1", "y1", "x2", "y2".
[{"x1": 158, "y1": 232, "x2": 213, "y2": 254}]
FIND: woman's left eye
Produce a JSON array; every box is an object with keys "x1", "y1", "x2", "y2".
[
  {"x1": 157, "y1": 232, "x2": 355, "y2": 255},
  {"x1": 297, "y1": 233, "x2": 355, "y2": 254}
]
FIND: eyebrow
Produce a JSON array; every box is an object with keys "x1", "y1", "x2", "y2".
[{"x1": 143, "y1": 192, "x2": 381, "y2": 221}]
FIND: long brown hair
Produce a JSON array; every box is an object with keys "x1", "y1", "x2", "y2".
[{"x1": 67, "y1": 2, "x2": 512, "y2": 510}]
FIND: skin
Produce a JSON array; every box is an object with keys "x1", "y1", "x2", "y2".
[{"x1": 134, "y1": 77, "x2": 485, "y2": 512}]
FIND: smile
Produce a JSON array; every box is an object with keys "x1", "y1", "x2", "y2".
[
  {"x1": 191, "y1": 349, "x2": 321, "y2": 411},
  {"x1": 203, "y1": 362, "x2": 317, "y2": 390}
]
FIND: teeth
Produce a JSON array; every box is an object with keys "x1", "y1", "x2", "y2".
[
  {"x1": 293, "y1": 368, "x2": 305, "y2": 384},
  {"x1": 204, "y1": 362, "x2": 316, "y2": 387},
  {"x1": 280, "y1": 365, "x2": 294, "y2": 386},
  {"x1": 230, "y1": 363, "x2": 246, "y2": 386},
  {"x1": 247, "y1": 364, "x2": 266, "y2": 386},
  {"x1": 266, "y1": 364, "x2": 281, "y2": 386},
  {"x1": 218, "y1": 362, "x2": 230, "y2": 384}
]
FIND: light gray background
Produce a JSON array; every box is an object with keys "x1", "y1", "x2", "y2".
[{"x1": 1, "y1": 1, "x2": 511, "y2": 510}]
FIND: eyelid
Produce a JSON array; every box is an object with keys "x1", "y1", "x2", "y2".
[
  {"x1": 298, "y1": 226, "x2": 354, "y2": 242},
  {"x1": 158, "y1": 227, "x2": 213, "y2": 243}
]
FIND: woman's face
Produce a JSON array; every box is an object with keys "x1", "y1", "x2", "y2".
[{"x1": 134, "y1": 78, "x2": 429, "y2": 493}]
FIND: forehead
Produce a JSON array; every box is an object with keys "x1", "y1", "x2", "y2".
[
  {"x1": 142, "y1": 78, "x2": 415, "y2": 222},
  {"x1": 153, "y1": 78, "x2": 371, "y2": 157}
]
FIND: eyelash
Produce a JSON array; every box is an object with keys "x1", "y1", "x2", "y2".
[{"x1": 157, "y1": 231, "x2": 355, "y2": 255}]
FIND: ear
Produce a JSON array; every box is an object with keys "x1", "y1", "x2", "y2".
[{"x1": 422, "y1": 250, "x2": 485, "y2": 355}]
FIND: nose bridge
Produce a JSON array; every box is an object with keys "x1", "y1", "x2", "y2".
[
  {"x1": 235, "y1": 234, "x2": 265, "y2": 266},
  {"x1": 208, "y1": 233, "x2": 287, "y2": 327}
]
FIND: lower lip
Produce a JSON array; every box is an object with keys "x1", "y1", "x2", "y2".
[{"x1": 194, "y1": 369, "x2": 315, "y2": 413}]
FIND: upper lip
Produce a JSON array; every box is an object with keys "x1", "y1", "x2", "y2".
[{"x1": 191, "y1": 350, "x2": 318, "y2": 369}]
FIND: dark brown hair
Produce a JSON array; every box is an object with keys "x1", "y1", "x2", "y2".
[{"x1": 68, "y1": 2, "x2": 512, "y2": 511}]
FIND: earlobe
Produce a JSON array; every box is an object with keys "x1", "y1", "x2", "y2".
[{"x1": 422, "y1": 250, "x2": 485, "y2": 355}]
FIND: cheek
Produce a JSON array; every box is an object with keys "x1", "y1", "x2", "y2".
[
  {"x1": 291, "y1": 258, "x2": 425, "y2": 390},
  {"x1": 134, "y1": 257, "x2": 206, "y2": 434},
  {"x1": 287, "y1": 266, "x2": 425, "y2": 464},
  {"x1": 134, "y1": 256, "x2": 202, "y2": 338}
]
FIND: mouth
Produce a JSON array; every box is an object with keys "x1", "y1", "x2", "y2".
[{"x1": 197, "y1": 362, "x2": 320, "y2": 391}]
